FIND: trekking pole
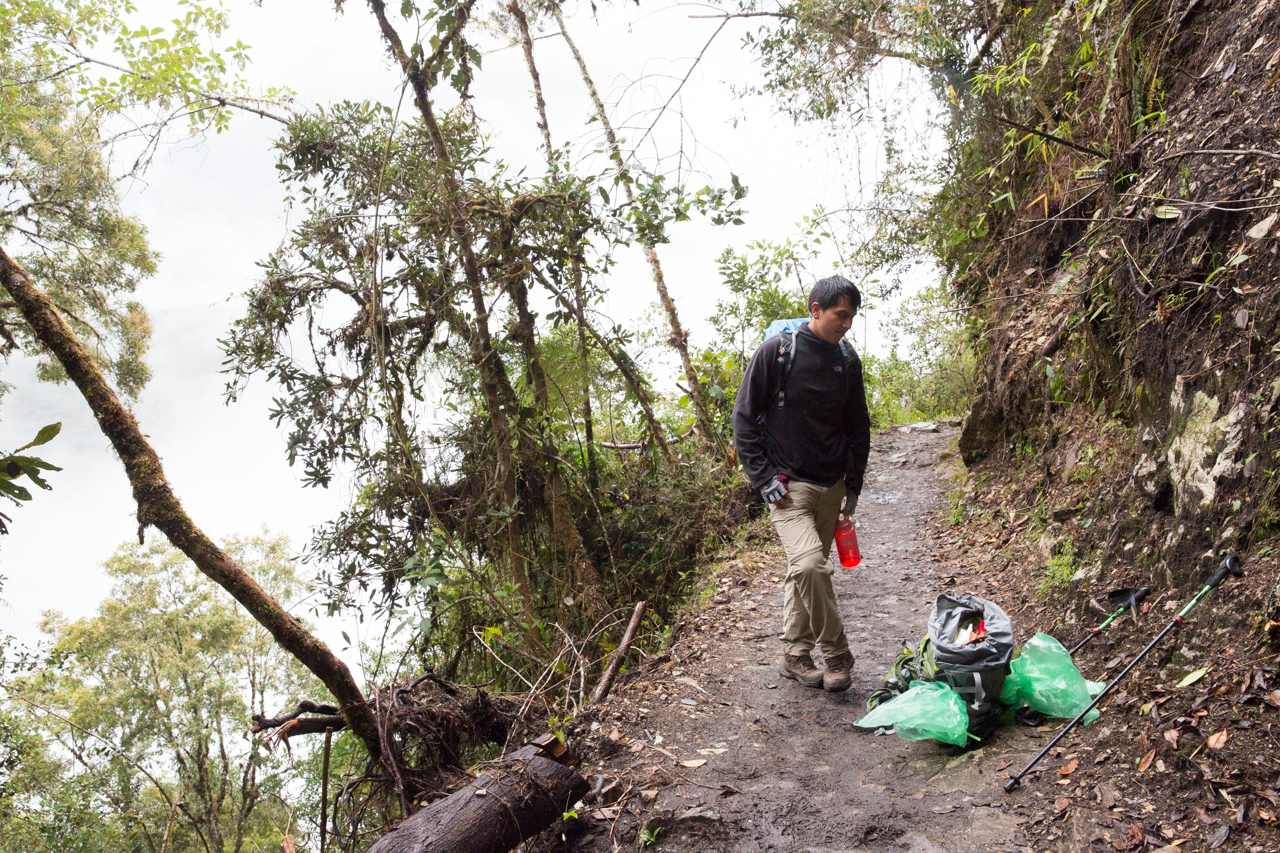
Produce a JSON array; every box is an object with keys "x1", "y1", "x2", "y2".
[
  {"x1": 1005, "y1": 556, "x2": 1242, "y2": 792},
  {"x1": 1069, "y1": 587, "x2": 1151, "y2": 656}
]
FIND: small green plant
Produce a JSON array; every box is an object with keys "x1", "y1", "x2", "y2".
[
  {"x1": 640, "y1": 826, "x2": 663, "y2": 847},
  {"x1": 547, "y1": 715, "x2": 568, "y2": 744},
  {"x1": 1040, "y1": 551, "x2": 1077, "y2": 595},
  {"x1": 1069, "y1": 443, "x2": 1107, "y2": 483},
  {"x1": 947, "y1": 487, "x2": 966, "y2": 525}
]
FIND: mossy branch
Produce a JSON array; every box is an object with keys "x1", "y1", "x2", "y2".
[{"x1": 0, "y1": 244, "x2": 384, "y2": 762}]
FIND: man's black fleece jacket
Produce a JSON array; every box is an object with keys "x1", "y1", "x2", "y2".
[{"x1": 732, "y1": 323, "x2": 872, "y2": 495}]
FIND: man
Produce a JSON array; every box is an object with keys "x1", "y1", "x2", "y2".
[{"x1": 731, "y1": 275, "x2": 871, "y2": 693}]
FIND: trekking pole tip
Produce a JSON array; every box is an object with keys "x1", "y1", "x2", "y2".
[{"x1": 1003, "y1": 776, "x2": 1022, "y2": 792}]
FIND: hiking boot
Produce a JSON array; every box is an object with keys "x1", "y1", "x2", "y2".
[
  {"x1": 823, "y1": 650, "x2": 855, "y2": 693},
  {"x1": 779, "y1": 652, "x2": 824, "y2": 688}
]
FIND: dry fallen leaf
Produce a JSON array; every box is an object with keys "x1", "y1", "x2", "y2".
[
  {"x1": 1059, "y1": 758, "x2": 1079, "y2": 776},
  {"x1": 697, "y1": 748, "x2": 728, "y2": 755},
  {"x1": 1208, "y1": 729, "x2": 1229, "y2": 749},
  {"x1": 676, "y1": 676, "x2": 710, "y2": 695},
  {"x1": 679, "y1": 758, "x2": 707, "y2": 768},
  {"x1": 1054, "y1": 796, "x2": 1071, "y2": 813},
  {"x1": 1098, "y1": 785, "x2": 1117, "y2": 809},
  {"x1": 932, "y1": 805, "x2": 955, "y2": 814},
  {"x1": 1164, "y1": 728, "x2": 1180, "y2": 749},
  {"x1": 1138, "y1": 748, "x2": 1157, "y2": 772},
  {"x1": 1208, "y1": 824, "x2": 1230, "y2": 849}
]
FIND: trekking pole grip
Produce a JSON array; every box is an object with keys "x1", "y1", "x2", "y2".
[{"x1": 1207, "y1": 555, "x2": 1242, "y2": 589}]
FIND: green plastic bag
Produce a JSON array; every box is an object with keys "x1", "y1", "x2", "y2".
[
  {"x1": 855, "y1": 680, "x2": 970, "y2": 746},
  {"x1": 999, "y1": 666, "x2": 1023, "y2": 706},
  {"x1": 1009, "y1": 632, "x2": 1100, "y2": 724}
]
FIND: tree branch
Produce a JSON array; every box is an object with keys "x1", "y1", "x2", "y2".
[
  {"x1": 65, "y1": 49, "x2": 290, "y2": 124},
  {"x1": 988, "y1": 115, "x2": 1107, "y2": 159},
  {"x1": 0, "y1": 245, "x2": 383, "y2": 761}
]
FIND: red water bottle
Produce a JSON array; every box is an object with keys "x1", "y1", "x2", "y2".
[{"x1": 834, "y1": 515, "x2": 861, "y2": 568}]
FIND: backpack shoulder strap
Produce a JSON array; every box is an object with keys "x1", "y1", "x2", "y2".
[
  {"x1": 775, "y1": 328, "x2": 797, "y2": 408},
  {"x1": 839, "y1": 338, "x2": 855, "y2": 364}
]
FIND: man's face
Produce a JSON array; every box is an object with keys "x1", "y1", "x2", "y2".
[{"x1": 809, "y1": 297, "x2": 857, "y2": 344}]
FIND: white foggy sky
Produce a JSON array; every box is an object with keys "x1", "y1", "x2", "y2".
[{"x1": 0, "y1": 0, "x2": 940, "y2": 677}]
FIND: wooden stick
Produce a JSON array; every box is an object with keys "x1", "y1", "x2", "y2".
[{"x1": 590, "y1": 602, "x2": 648, "y2": 705}]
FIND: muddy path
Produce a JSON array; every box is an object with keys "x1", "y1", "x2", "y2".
[{"x1": 570, "y1": 426, "x2": 1057, "y2": 853}]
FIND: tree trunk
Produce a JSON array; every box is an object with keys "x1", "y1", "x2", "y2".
[
  {"x1": 368, "y1": 0, "x2": 541, "y2": 628},
  {"x1": 0, "y1": 245, "x2": 384, "y2": 761},
  {"x1": 507, "y1": 0, "x2": 601, "y2": 492},
  {"x1": 531, "y1": 268, "x2": 674, "y2": 462},
  {"x1": 506, "y1": 272, "x2": 611, "y2": 622},
  {"x1": 507, "y1": 0, "x2": 553, "y2": 156},
  {"x1": 573, "y1": 267, "x2": 601, "y2": 494},
  {"x1": 366, "y1": 744, "x2": 589, "y2": 853},
  {"x1": 554, "y1": 7, "x2": 718, "y2": 447}
]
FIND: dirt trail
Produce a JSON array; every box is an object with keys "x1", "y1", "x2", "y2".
[{"x1": 574, "y1": 427, "x2": 1056, "y2": 853}]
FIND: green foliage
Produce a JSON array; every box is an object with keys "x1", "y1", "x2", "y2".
[
  {"x1": 3, "y1": 534, "x2": 317, "y2": 853},
  {"x1": 710, "y1": 241, "x2": 810, "y2": 365},
  {"x1": 1, "y1": 0, "x2": 285, "y2": 400},
  {"x1": 1041, "y1": 550, "x2": 1078, "y2": 596},
  {"x1": 1, "y1": 0, "x2": 286, "y2": 139},
  {"x1": 731, "y1": 0, "x2": 971, "y2": 121},
  {"x1": 0, "y1": 423, "x2": 61, "y2": 533},
  {"x1": 640, "y1": 825, "x2": 663, "y2": 846},
  {"x1": 0, "y1": 75, "x2": 155, "y2": 398},
  {"x1": 869, "y1": 283, "x2": 978, "y2": 423},
  {"x1": 220, "y1": 88, "x2": 753, "y2": 690}
]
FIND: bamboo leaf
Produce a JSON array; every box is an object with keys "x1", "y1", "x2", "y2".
[{"x1": 1177, "y1": 667, "x2": 1208, "y2": 687}]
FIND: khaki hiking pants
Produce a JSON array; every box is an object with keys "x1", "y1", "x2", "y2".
[{"x1": 768, "y1": 479, "x2": 850, "y2": 660}]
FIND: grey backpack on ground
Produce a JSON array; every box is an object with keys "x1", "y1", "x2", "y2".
[{"x1": 928, "y1": 593, "x2": 1015, "y2": 739}]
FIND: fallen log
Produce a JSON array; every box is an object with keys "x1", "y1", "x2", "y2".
[{"x1": 367, "y1": 738, "x2": 589, "y2": 853}]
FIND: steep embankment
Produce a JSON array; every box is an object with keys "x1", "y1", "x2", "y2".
[
  {"x1": 945, "y1": 0, "x2": 1280, "y2": 848},
  {"x1": 959, "y1": 0, "x2": 1280, "y2": 567}
]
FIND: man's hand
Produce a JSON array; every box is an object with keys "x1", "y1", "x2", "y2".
[
  {"x1": 761, "y1": 476, "x2": 791, "y2": 508},
  {"x1": 842, "y1": 491, "x2": 859, "y2": 517}
]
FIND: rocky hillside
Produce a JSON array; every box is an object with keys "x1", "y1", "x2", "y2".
[{"x1": 957, "y1": 0, "x2": 1280, "y2": 592}]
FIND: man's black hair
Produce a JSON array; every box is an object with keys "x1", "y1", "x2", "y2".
[{"x1": 809, "y1": 275, "x2": 861, "y2": 313}]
